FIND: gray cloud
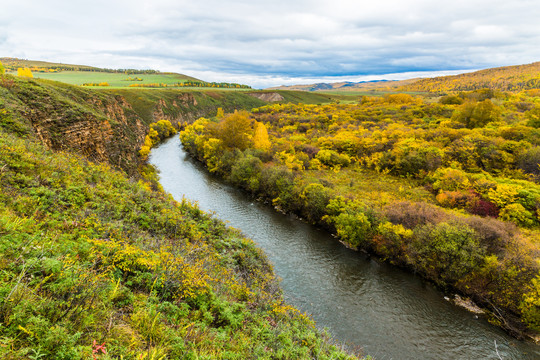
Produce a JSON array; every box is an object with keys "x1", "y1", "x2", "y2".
[{"x1": 1, "y1": 0, "x2": 539, "y2": 87}]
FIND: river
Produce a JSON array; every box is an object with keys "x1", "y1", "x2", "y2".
[{"x1": 149, "y1": 136, "x2": 539, "y2": 360}]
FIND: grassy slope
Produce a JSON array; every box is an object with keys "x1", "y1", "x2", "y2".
[{"x1": 0, "y1": 76, "x2": 361, "y2": 359}]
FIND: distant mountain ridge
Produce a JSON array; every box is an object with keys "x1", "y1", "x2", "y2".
[{"x1": 267, "y1": 79, "x2": 416, "y2": 92}]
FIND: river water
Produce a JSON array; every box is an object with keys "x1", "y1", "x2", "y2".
[{"x1": 149, "y1": 136, "x2": 539, "y2": 360}]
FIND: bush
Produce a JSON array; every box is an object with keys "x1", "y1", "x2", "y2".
[
  {"x1": 517, "y1": 146, "x2": 540, "y2": 176},
  {"x1": 411, "y1": 222, "x2": 484, "y2": 282},
  {"x1": 333, "y1": 211, "x2": 372, "y2": 248},
  {"x1": 499, "y1": 203, "x2": 536, "y2": 227},
  {"x1": 462, "y1": 216, "x2": 517, "y2": 254},
  {"x1": 229, "y1": 154, "x2": 263, "y2": 193},
  {"x1": 520, "y1": 276, "x2": 540, "y2": 332},
  {"x1": 300, "y1": 183, "x2": 331, "y2": 223},
  {"x1": 440, "y1": 95, "x2": 464, "y2": 105},
  {"x1": 452, "y1": 99, "x2": 500, "y2": 128},
  {"x1": 384, "y1": 201, "x2": 449, "y2": 229},
  {"x1": 431, "y1": 167, "x2": 471, "y2": 192},
  {"x1": 315, "y1": 149, "x2": 351, "y2": 168}
]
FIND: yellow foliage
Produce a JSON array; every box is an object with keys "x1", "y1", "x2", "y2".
[
  {"x1": 487, "y1": 184, "x2": 522, "y2": 208},
  {"x1": 252, "y1": 122, "x2": 271, "y2": 150},
  {"x1": 216, "y1": 107, "x2": 224, "y2": 118},
  {"x1": 17, "y1": 67, "x2": 33, "y2": 77}
]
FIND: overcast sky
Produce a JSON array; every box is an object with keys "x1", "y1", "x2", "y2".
[{"x1": 1, "y1": 0, "x2": 539, "y2": 88}]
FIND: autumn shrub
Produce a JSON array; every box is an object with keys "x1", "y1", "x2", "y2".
[
  {"x1": 435, "y1": 190, "x2": 474, "y2": 209},
  {"x1": 374, "y1": 221, "x2": 413, "y2": 261},
  {"x1": 411, "y1": 222, "x2": 484, "y2": 282},
  {"x1": 439, "y1": 95, "x2": 464, "y2": 105},
  {"x1": 139, "y1": 119, "x2": 177, "y2": 160},
  {"x1": 517, "y1": 146, "x2": 540, "y2": 176},
  {"x1": 212, "y1": 110, "x2": 253, "y2": 150},
  {"x1": 229, "y1": 154, "x2": 263, "y2": 193},
  {"x1": 499, "y1": 203, "x2": 536, "y2": 227},
  {"x1": 315, "y1": 149, "x2": 351, "y2": 168},
  {"x1": 467, "y1": 196, "x2": 500, "y2": 217},
  {"x1": 519, "y1": 276, "x2": 540, "y2": 332},
  {"x1": 332, "y1": 211, "x2": 373, "y2": 248},
  {"x1": 452, "y1": 99, "x2": 500, "y2": 128},
  {"x1": 384, "y1": 201, "x2": 450, "y2": 229},
  {"x1": 487, "y1": 183, "x2": 521, "y2": 208},
  {"x1": 525, "y1": 106, "x2": 540, "y2": 128},
  {"x1": 300, "y1": 183, "x2": 331, "y2": 223},
  {"x1": 431, "y1": 167, "x2": 471, "y2": 192},
  {"x1": 462, "y1": 215, "x2": 517, "y2": 254}
]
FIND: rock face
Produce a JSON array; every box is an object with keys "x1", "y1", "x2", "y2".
[
  {"x1": 16, "y1": 88, "x2": 144, "y2": 175},
  {"x1": 152, "y1": 93, "x2": 199, "y2": 126},
  {"x1": 10, "y1": 80, "x2": 265, "y2": 176},
  {"x1": 12, "y1": 84, "x2": 202, "y2": 175},
  {"x1": 248, "y1": 92, "x2": 284, "y2": 102}
]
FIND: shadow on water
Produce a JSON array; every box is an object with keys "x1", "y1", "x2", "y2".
[{"x1": 150, "y1": 136, "x2": 539, "y2": 360}]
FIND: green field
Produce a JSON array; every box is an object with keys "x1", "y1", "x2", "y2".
[{"x1": 9, "y1": 71, "x2": 196, "y2": 88}]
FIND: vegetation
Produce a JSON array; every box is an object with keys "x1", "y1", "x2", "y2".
[
  {"x1": 400, "y1": 62, "x2": 540, "y2": 93},
  {"x1": 180, "y1": 89, "x2": 540, "y2": 337},
  {"x1": 0, "y1": 75, "x2": 362, "y2": 359}
]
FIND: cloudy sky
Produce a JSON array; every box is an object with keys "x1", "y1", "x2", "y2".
[{"x1": 1, "y1": 0, "x2": 540, "y2": 88}]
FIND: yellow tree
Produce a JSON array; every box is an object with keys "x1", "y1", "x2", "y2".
[
  {"x1": 17, "y1": 67, "x2": 33, "y2": 77},
  {"x1": 216, "y1": 107, "x2": 224, "y2": 119},
  {"x1": 215, "y1": 110, "x2": 253, "y2": 150},
  {"x1": 0, "y1": 61, "x2": 4, "y2": 75},
  {"x1": 253, "y1": 121, "x2": 271, "y2": 150}
]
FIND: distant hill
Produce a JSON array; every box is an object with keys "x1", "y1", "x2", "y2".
[
  {"x1": 0, "y1": 57, "x2": 258, "y2": 89},
  {"x1": 399, "y1": 62, "x2": 540, "y2": 93},
  {"x1": 267, "y1": 79, "x2": 417, "y2": 92},
  {"x1": 0, "y1": 57, "x2": 200, "y2": 81}
]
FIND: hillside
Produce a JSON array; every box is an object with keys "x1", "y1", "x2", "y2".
[
  {"x1": 399, "y1": 62, "x2": 540, "y2": 93},
  {"x1": 0, "y1": 74, "x2": 361, "y2": 359}
]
